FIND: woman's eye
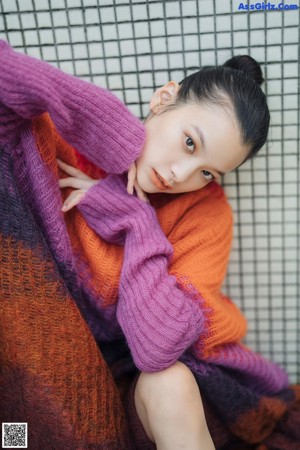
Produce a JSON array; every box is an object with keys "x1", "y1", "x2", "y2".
[
  {"x1": 185, "y1": 136, "x2": 195, "y2": 153},
  {"x1": 202, "y1": 170, "x2": 214, "y2": 181}
]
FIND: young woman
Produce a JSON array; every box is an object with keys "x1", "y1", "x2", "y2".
[
  {"x1": 1, "y1": 40, "x2": 299, "y2": 450},
  {"x1": 56, "y1": 58, "x2": 289, "y2": 450}
]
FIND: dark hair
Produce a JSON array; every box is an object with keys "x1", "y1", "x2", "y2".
[{"x1": 176, "y1": 55, "x2": 270, "y2": 161}]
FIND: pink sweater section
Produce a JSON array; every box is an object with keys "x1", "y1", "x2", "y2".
[{"x1": 0, "y1": 40, "x2": 145, "y2": 174}]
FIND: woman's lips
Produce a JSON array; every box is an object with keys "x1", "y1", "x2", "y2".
[{"x1": 150, "y1": 169, "x2": 172, "y2": 191}]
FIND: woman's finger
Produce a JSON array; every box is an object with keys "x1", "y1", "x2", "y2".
[
  {"x1": 59, "y1": 176, "x2": 98, "y2": 190},
  {"x1": 61, "y1": 189, "x2": 86, "y2": 212},
  {"x1": 134, "y1": 180, "x2": 149, "y2": 203},
  {"x1": 57, "y1": 158, "x2": 94, "y2": 181},
  {"x1": 127, "y1": 163, "x2": 137, "y2": 195}
]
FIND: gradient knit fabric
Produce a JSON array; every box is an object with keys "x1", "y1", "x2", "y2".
[
  {"x1": 0, "y1": 39, "x2": 143, "y2": 450},
  {"x1": 0, "y1": 41, "x2": 299, "y2": 450}
]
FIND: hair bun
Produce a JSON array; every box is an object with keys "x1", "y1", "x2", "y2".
[{"x1": 223, "y1": 55, "x2": 264, "y2": 86}]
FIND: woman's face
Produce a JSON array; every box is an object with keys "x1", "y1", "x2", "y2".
[{"x1": 136, "y1": 82, "x2": 250, "y2": 194}]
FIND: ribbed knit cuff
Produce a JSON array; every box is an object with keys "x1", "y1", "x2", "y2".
[{"x1": 78, "y1": 174, "x2": 166, "y2": 247}]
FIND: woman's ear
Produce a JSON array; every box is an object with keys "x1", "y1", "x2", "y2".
[{"x1": 149, "y1": 81, "x2": 180, "y2": 114}]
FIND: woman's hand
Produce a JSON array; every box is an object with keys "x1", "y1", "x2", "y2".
[
  {"x1": 57, "y1": 159, "x2": 99, "y2": 212},
  {"x1": 58, "y1": 159, "x2": 149, "y2": 213},
  {"x1": 127, "y1": 162, "x2": 149, "y2": 203}
]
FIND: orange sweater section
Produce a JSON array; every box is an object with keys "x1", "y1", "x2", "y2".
[{"x1": 152, "y1": 186, "x2": 248, "y2": 358}]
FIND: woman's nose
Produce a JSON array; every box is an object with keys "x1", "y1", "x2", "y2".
[{"x1": 171, "y1": 160, "x2": 197, "y2": 183}]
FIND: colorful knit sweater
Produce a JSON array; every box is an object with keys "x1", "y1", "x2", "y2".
[{"x1": 1, "y1": 40, "x2": 299, "y2": 450}]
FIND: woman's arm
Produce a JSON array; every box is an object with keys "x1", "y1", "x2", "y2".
[
  {"x1": 58, "y1": 164, "x2": 238, "y2": 372},
  {"x1": 0, "y1": 40, "x2": 145, "y2": 173},
  {"x1": 77, "y1": 174, "x2": 206, "y2": 373}
]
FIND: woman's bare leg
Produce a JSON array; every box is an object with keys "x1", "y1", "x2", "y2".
[{"x1": 134, "y1": 361, "x2": 215, "y2": 450}]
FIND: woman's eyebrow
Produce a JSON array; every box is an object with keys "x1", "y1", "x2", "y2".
[
  {"x1": 191, "y1": 124, "x2": 206, "y2": 149},
  {"x1": 191, "y1": 124, "x2": 225, "y2": 177}
]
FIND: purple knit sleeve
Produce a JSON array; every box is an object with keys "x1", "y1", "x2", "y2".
[
  {"x1": 0, "y1": 40, "x2": 145, "y2": 173},
  {"x1": 78, "y1": 175, "x2": 205, "y2": 373}
]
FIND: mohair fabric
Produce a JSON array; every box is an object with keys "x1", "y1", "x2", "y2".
[{"x1": 0, "y1": 41, "x2": 299, "y2": 449}]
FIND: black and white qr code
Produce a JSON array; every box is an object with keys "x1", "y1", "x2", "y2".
[{"x1": 2, "y1": 423, "x2": 28, "y2": 448}]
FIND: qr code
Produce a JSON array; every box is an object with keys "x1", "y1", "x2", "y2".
[{"x1": 2, "y1": 423, "x2": 28, "y2": 448}]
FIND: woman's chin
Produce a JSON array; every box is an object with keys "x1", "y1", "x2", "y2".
[
  {"x1": 136, "y1": 172, "x2": 156, "y2": 194},
  {"x1": 139, "y1": 183, "x2": 157, "y2": 194}
]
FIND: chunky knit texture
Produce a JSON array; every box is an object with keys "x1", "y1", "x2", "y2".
[
  {"x1": 78, "y1": 173, "x2": 206, "y2": 372},
  {"x1": 1, "y1": 41, "x2": 299, "y2": 449}
]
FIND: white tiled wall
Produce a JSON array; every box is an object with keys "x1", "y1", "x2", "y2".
[{"x1": 0, "y1": 0, "x2": 299, "y2": 382}]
